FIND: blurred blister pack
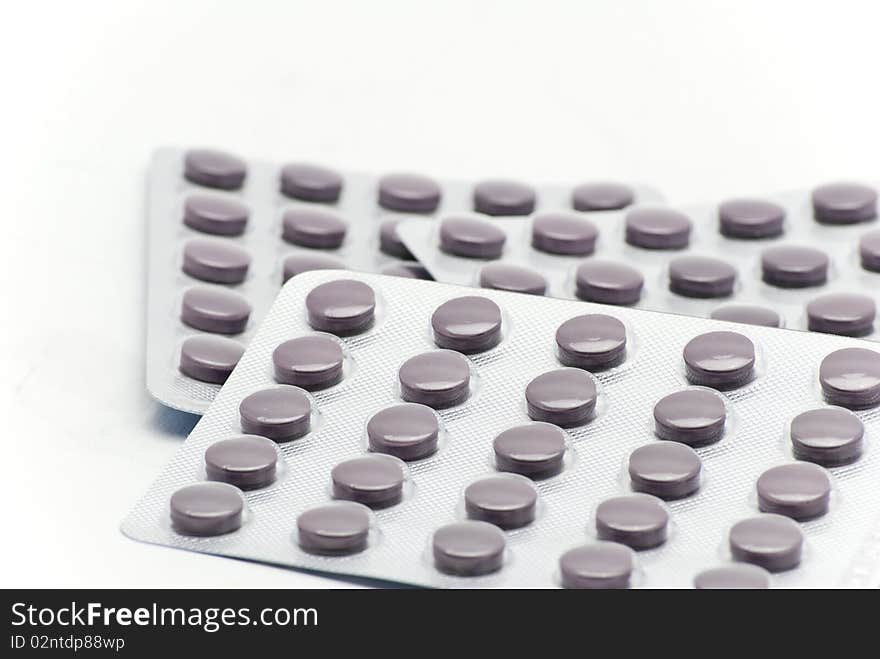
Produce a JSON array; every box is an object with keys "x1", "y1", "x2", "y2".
[
  {"x1": 145, "y1": 146, "x2": 661, "y2": 413},
  {"x1": 126, "y1": 270, "x2": 880, "y2": 588}
]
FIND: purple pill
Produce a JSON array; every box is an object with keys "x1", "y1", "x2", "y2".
[
  {"x1": 432, "y1": 521, "x2": 506, "y2": 576},
  {"x1": 184, "y1": 149, "x2": 247, "y2": 190},
  {"x1": 819, "y1": 347, "x2": 880, "y2": 409},
  {"x1": 170, "y1": 482, "x2": 244, "y2": 536},
  {"x1": 628, "y1": 442, "x2": 702, "y2": 500},
  {"x1": 653, "y1": 389, "x2": 726, "y2": 446},
  {"x1": 331, "y1": 455, "x2": 406, "y2": 509},
  {"x1": 693, "y1": 564, "x2": 771, "y2": 589},
  {"x1": 205, "y1": 435, "x2": 278, "y2": 489},
  {"x1": 858, "y1": 229, "x2": 880, "y2": 272},
  {"x1": 668, "y1": 256, "x2": 736, "y2": 298},
  {"x1": 182, "y1": 239, "x2": 251, "y2": 284},
  {"x1": 574, "y1": 260, "x2": 644, "y2": 305},
  {"x1": 473, "y1": 179, "x2": 536, "y2": 216},
  {"x1": 478, "y1": 263, "x2": 547, "y2": 295},
  {"x1": 239, "y1": 385, "x2": 312, "y2": 442},
  {"x1": 559, "y1": 542, "x2": 635, "y2": 589},
  {"x1": 806, "y1": 293, "x2": 875, "y2": 337},
  {"x1": 398, "y1": 350, "x2": 471, "y2": 409},
  {"x1": 367, "y1": 403, "x2": 440, "y2": 461},
  {"x1": 555, "y1": 313, "x2": 627, "y2": 370},
  {"x1": 756, "y1": 463, "x2": 831, "y2": 521},
  {"x1": 625, "y1": 207, "x2": 692, "y2": 249},
  {"x1": 380, "y1": 262, "x2": 433, "y2": 280},
  {"x1": 761, "y1": 246, "x2": 829, "y2": 288},
  {"x1": 280, "y1": 163, "x2": 343, "y2": 203},
  {"x1": 464, "y1": 476, "x2": 538, "y2": 529},
  {"x1": 525, "y1": 368, "x2": 597, "y2": 427},
  {"x1": 571, "y1": 182, "x2": 635, "y2": 212},
  {"x1": 439, "y1": 215, "x2": 506, "y2": 259},
  {"x1": 710, "y1": 304, "x2": 781, "y2": 328},
  {"x1": 297, "y1": 502, "x2": 371, "y2": 555},
  {"x1": 282, "y1": 207, "x2": 347, "y2": 249},
  {"x1": 493, "y1": 422, "x2": 567, "y2": 478},
  {"x1": 431, "y1": 296, "x2": 502, "y2": 353},
  {"x1": 790, "y1": 407, "x2": 864, "y2": 466},
  {"x1": 379, "y1": 218, "x2": 414, "y2": 259},
  {"x1": 305, "y1": 279, "x2": 375, "y2": 335},
  {"x1": 179, "y1": 335, "x2": 245, "y2": 384},
  {"x1": 531, "y1": 212, "x2": 598, "y2": 255},
  {"x1": 729, "y1": 514, "x2": 803, "y2": 572},
  {"x1": 181, "y1": 286, "x2": 251, "y2": 334},
  {"x1": 682, "y1": 331, "x2": 755, "y2": 389},
  {"x1": 718, "y1": 198, "x2": 785, "y2": 239},
  {"x1": 595, "y1": 494, "x2": 669, "y2": 550},
  {"x1": 812, "y1": 182, "x2": 877, "y2": 224},
  {"x1": 378, "y1": 173, "x2": 442, "y2": 213},
  {"x1": 272, "y1": 334, "x2": 344, "y2": 390},
  {"x1": 183, "y1": 194, "x2": 250, "y2": 236},
  {"x1": 282, "y1": 253, "x2": 346, "y2": 284}
]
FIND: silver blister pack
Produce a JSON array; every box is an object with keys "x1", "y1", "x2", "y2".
[
  {"x1": 125, "y1": 270, "x2": 880, "y2": 588},
  {"x1": 398, "y1": 185, "x2": 880, "y2": 341},
  {"x1": 146, "y1": 146, "x2": 661, "y2": 413}
]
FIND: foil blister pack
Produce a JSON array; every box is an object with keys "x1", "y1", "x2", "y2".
[
  {"x1": 125, "y1": 270, "x2": 880, "y2": 588},
  {"x1": 146, "y1": 147, "x2": 661, "y2": 413},
  {"x1": 398, "y1": 183, "x2": 880, "y2": 339}
]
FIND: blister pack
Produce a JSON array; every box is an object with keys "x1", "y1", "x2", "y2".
[
  {"x1": 124, "y1": 270, "x2": 880, "y2": 588},
  {"x1": 398, "y1": 183, "x2": 880, "y2": 340},
  {"x1": 146, "y1": 147, "x2": 661, "y2": 413}
]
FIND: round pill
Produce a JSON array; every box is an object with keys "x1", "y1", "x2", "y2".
[
  {"x1": 439, "y1": 215, "x2": 506, "y2": 259},
  {"x1": 381, "y1": 262, "x2": 433, "y2": 280},
  {"x1": 280, "y1": 162, "x2": 343, "y2": 202},
  {"x1": 305, "y1": 279, "x2": 376, "y2": 335},
  {"x1": 668, "y1": 256, "x2": 736, "y2": 298},
  {"x1": 806, "y1": 293, "x2": 875, "y2": 336},
  {"x1": 531, "y1": 212, "x2": 599, "y2": 255},
  {"x1": 556, "y1": 314, "x2": 627, "y2": 370},
  {"x1": 790, "y1": 407, "x2": 864, "y2": 466},
  {"x1": 297, "y1": 502, "x2": 371, "y2": 555},
  {"x1": 182, "y1": 239, "x2": 251, "y2": 284},
  {"x1": 179, "y1": 335, "x2": 245, "y2": 384},
  {"x1": 756, "y1": 462, "x2": 831, "y2": 520},
  {"x1": 710, "y1": 304, "x2": 781, "y2": 328},
  {"x1": 432, "y1": 521, "x2": 506, "y2": 576},
  {"x1": 478, "y1": 263, "x2": 547, "y2": 295},
  {"x1": 653, "y1": 388, "x2": 726, "y2": 446},
  {"x1": 571, "y1": 182, "x2": 635, "y2": 212},
  {"x1": 331, "y1": 455, "x2": 406, "y2": 508},
  {"x1": 473, "y1": 179, "x2": 536, "y2": 216},
  {"x1": 595, "y1": 494, "x2": 669, "y2": 550},
  {"x1": 820, "y1": 347, "x2": 880, "y2": 409},
  {"x1": 272, "y1": 335, "x2": 344, "y2": 389},
  {"x1": 559, "y1": 542, "x2": 635, "y2": 589},
  {"x1": 525, "y1": 368, "x2": 597, "y2": 427},
  {"x1": 184, "y1": 148, "x2": 247, "y2": 190},
  {"x1": 378, "y1": 173, "x2": 442, "y2": 213},
  {"x1": 170, "y1": 482, "x2": 244, "y2": 536},
  {"x1": 464, "y1": 476, "x2": 538, "y2": 529},
  {"x1": 628, "y1": 442, "x2": 702, "y2": 500},
  {"x1": 718, "y1": 198, "x2": 786, "y2": 239},
  {"x1": 239, "y1": 385, "x2": 312, "y2": 442},
  {"x1": 398, "y1": 350, "x2": 471, "y2": 409},
  {"x1": 728, "y1": 514, "x2": 803, "y2": 572},
  {"x1": 378, "y1": 218, "x2": 414, "y2": 259},
  {"x1": 367, "y1": 403, "x2": 440, "y2": 461},
  {"x1": 574, "y1": 260, "x2": 644, "y2": 305},
  {"x1": 431, "y1": 296, "x2": 503, "y2": 353},
  {"x1": 859, "y1": 230, "x2": 880, "y2": 271},
  {"x1": 282, "y1": 207, "x2": 347, "y2": 249},
  {"x1": 493, "y1": 422, "x2": 567, "y2": 478},
  {"x1": 204, "y1": 435, "x2": 278, "y2": 489},
  {"x1": 812, "y1": 182, "x2": 877, "y2": 224},
  {"x1": 282, "y1": 253, "x2": 346, "y2": 284},
  {"x1": 624, "y1": 206, "x2": 692, "y2": 249},
  {"x1": 761, "y1": 246, "x2": 829, "y2": 288},
  {"x1": 183, "y1": 194, "x2": 250, "y2": 236},
  {"x1": 181, "y1": 286, "x2": 251, "y2": 334},
  {"x1": 693, "y1": 564, "x2": 771, "y2": 589},
  {"x1": 682, "y1": 331, "x2": 755, "y2": 389}
]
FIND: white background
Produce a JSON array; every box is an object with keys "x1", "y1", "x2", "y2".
[{"x1": 2, "y1": 0, "x2": 879, "y2": 587}]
